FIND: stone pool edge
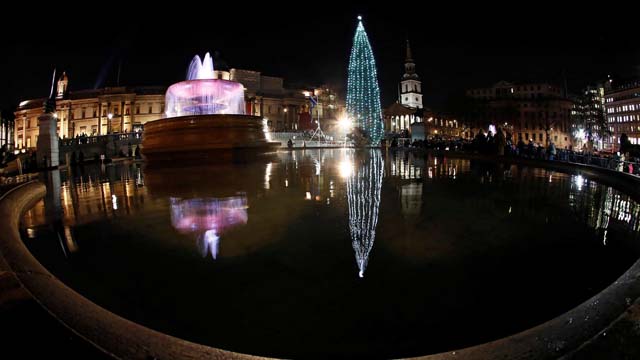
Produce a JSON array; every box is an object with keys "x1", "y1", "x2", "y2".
[
  {"x1": 0, "y1": 181, "x2": 268, "y2": 360},
  {"x1": 0, "y1": 157, "x2": 639, "y2": 359}
]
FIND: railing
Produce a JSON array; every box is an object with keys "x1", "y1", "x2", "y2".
[
  {"x1": 60, "y1": 132, "x2": 142, "y2": 147},
  {"x1": 0, "y1": 173, "x2": 39, "y2": 195},
  {"x1": 554, "y1": 149, "x2": 640, "y2": 175},
  {"x1": 401, "y1": 139, "x2": 640, "y2": 177}
]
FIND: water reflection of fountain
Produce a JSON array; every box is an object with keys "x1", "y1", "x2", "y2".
[
  {"x1": 347, "y1": 150, "x2": 383, "y2": 277},
  {"x1": 170, "y1": 196, "x2": 248, "y2": 259}
]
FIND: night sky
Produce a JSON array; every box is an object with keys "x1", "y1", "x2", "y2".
[{"x1": 2, "y1": 5, "x2": 639, "y2": 115}]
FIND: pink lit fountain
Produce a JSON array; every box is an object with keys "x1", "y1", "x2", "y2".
[{"x1": 142, "y1": 52, "x2": 279, "y2": 161}]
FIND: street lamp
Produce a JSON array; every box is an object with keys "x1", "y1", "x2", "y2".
[
  {"x1": 107, "y1": 113, "x2": 113, "y2": 134},
  {"x1": 338, "y1": 114, "x2": 352, "y2": 147}
]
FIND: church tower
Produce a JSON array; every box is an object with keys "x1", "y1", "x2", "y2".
[{"x1": 399, "y1": 40, "x2": 422, "y2": 109}]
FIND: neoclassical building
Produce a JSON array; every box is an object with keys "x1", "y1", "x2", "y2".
[
  {"x1": 14, "y1": 63, "x2": 342, "y2": 149},
  {"x1": 384, "y1": 41, "x2": 425, "y2": 135},
  {"x1": 14, "y1": 73, "x2": 165, "y2": 148},
  {"x1": 398, "y1": 40, "x2": 422, "y2": 110}
]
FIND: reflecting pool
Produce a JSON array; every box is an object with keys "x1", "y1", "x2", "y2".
[{"x1": 21, "y1": 150, "x2": 640, "y2": 359}]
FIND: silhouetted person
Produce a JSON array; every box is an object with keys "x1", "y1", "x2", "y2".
[
  {"x1": 495, "y1": 127, "x2": 506, "y2": 156},
  {"x1": 517, "y1": 137, "x2": 525, "y2": 156}
]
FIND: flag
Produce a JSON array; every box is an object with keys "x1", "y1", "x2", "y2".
[{"x1": 308, "y1": 95, "x2": 317, "y2": 109}]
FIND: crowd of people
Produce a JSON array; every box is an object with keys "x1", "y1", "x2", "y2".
[{"x1": 389, "y1": 127, "x2": 640, "y2": 176}]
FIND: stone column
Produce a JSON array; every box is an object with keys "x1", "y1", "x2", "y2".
[{"x1": 36, "y1": 112, "x2": 59, "y2": 168}]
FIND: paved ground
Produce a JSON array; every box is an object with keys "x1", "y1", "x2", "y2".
[
  {"x1": 0, "y1": 270, "x2": 112, "y2": 359},
  {"x1": 564, "y1": 299, "x2": 640, "y2": 360}
]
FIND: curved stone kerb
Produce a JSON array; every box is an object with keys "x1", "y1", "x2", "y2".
[{"x1": 0, "y1": 181, "x2": 269, "y2": 360}]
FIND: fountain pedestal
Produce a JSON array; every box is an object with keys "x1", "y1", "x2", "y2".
[
  {"x1": 140, "y1": 52, "x2": 280, "y2": 162},
  {"x1": 141, "y1": 114, "x2": 280, "y2": 161}
]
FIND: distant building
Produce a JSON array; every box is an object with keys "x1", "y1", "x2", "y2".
[
  {"x1": 14, "y1": 61, "x2": 343, "y2": 149},
  {"x1": 571, "y1": 83, "x2": 606, "y2": 151},
  {"x1": 1, "y1": 112, "x2": 12, "y2": 149},
  {"x1": 466, "y1": 81, "x2": 573, "y2": 148},
  {"x1": 385, "y1": 41, "x2": 424, "y2": 135},
  {"x1": 424, "y1": 114, "x2": 465, "y2": 139},
  {"x1": 604, "y1": 78, "x2": 640, "y2": 151},
  {"x1": 384, "y1": 103, "x2": 422, "y2": 135},
  {"x1": 399, "y1": 40, "x2": 422, "y2": 109},
  {"x1": 14, "y1": 77, "x2": 165, "y2": 149}
]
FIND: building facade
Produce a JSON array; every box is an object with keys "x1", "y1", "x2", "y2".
[
  {"x1": 15, "y1": 81, "x2": 165, "y2": 149},
  {"x1": 15, "y1": 69, "x2": 342, "y2": 149},
  {"x1": 571, "y1": 83, "x2": 606, "y2": 151},
  {"x1": 424, "y1": 114, "x2": 465, "y2": 139},
  {"x1": 604, "y1": 79, "x2": 640, "y2": 151},
  {"x1": 399, "y1": 40, "x2": 422, "y2": 109},
  {"x1": 466, "y1": 81, "x2": 573, "y2": 148},
  {"x1": 385, "y1": 41, "x2": 424, "y2": 135},
  {"x1": 1, "y1": 112, "x2": 12, "y2": 149}
]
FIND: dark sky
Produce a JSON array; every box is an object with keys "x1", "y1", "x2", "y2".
[{"x1": 2, "y1": 5, "x2": 639, "y2": 115}]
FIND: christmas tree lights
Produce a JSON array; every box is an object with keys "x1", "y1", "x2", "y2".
[
  {"x1": 347, "y1": 150, "x2": 383, "y2": 277},
  {"x1": 346, "y1": 16, "x2": 384, "y2": 145}
]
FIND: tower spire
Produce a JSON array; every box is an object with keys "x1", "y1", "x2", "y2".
[
  {"x1": 398, "y1": 39, "x2": 422, "y2": 109},
  {"x1": 403, "y1": 40, "x2": 417, "y2": 79}
]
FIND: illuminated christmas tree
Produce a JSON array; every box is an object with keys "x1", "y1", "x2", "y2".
[{"x1": 346, "y1": 16, "x2": 384, "y2": 145}]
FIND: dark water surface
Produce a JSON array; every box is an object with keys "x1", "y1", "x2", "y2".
[{"x1": 21, "y1": 150, "x2": 640, "y2": 359}]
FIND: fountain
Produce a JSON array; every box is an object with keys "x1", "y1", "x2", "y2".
[{"x1": 141, "y1": 52, "x2": 279, "y2": 161}]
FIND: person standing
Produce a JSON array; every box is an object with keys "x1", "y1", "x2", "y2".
[{"x1": 548, "y1": 141, "x2": 556, "y2": 161}]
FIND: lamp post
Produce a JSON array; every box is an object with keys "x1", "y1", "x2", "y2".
[
  {"x1": 107, "y1": 113, "x2": 113, "y2": 135},
  {"x1": 339, "y1": 115, "x2": 352, "y2": 148}
]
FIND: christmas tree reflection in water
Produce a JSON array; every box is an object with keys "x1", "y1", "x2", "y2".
[
  {"x1": 347, "y1": 150, "x2": 384, "y2": 277},
  {"x1": 170, "y1": 196, "x2": 248, "y2": 259}
]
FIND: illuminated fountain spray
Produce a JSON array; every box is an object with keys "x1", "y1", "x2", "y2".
[
  {"x1": 164, "y1": 52, "x2": 245, "y2": 117},
  {"x1": 187, "y1": 52, "x2": 215, "y2": 80},
  {"x1": 347, "y1": 150, "x2": 384, "y2": 277},
  {"x1": 142, "y1": 51, "x2": 278, "y2": 161}
]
